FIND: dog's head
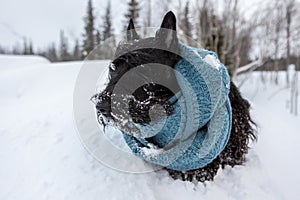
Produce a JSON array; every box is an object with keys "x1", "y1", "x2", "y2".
[{"x1": 96, "y1": 11, "x2": 181, "y2": 130}]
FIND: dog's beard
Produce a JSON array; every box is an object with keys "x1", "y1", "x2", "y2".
[
  {"x1": 96, "y1": 49, "x2": 181, "y2": 132},
  {"x1": 95, "y1": 83, "x2": 177, "y2": 134}
]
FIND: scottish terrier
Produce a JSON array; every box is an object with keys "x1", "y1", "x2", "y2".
[{"x1": 94, "y1": 11, "x2": 256, "y2": 182}]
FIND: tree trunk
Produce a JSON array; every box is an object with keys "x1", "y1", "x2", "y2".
[
  {"x1": 274, "y1": 28, "x2": 279, "y2": 84},
  {"x1": 285, "y1": 0, "x2": 295, "y2": 85},
  {"x1": 147, "y1": 0, "x2": 151, "y2": 27},
  {"x1": 286, "y1": 20, "x2": 290, "y2": 85}
]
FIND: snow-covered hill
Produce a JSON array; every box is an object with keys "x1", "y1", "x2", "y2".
[
  {"x1": 0, "y1": 55, "x2": 299, "y2": 200},
  {"x1": 0, "y1": 54, "x2": 50, "y2": 72}
]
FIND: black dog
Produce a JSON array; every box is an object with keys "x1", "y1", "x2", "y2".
[{"x1": 94, "y1": 11, "x2": 256, "y2": 182}]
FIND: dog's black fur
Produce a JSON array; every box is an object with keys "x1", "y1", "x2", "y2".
[{"x1": 95, "y1": 11, "x2": 256, "y2": 182}]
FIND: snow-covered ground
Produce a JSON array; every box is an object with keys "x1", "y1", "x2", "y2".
[
  {"x1": 0, "y1": 55, "x2": 299, "y2": 200},
  {"x1": 0, "y1": 55, "x2": 50, "y2": 72}
]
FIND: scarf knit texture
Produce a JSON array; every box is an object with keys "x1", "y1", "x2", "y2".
[{"x1": 122, "y1": 43, "x2": 232, "y2": 171}]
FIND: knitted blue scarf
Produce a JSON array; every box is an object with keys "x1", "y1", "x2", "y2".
[{"x1": 122, "y1": 43, "x2": 232, "y2": 171}]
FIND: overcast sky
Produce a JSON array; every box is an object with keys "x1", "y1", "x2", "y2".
[
  {"x1": 0, "y1": 0, "x2": 272, "y2": 51},
  {"x1": 0, "y1": 0, "x2": 129, "y2": 50}
]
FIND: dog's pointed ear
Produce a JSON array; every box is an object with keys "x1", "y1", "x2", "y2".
[
  {"x1": 160, "y1": 11, "x2": 177, "y2": 31},
  {"x1": 127, "y1": 19, "x2": 139, "y2": 41},
  {"x1": 156, "y1": 11, "x2": 178, "y2": 49}
]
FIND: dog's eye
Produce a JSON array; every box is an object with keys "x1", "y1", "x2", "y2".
[{"x1": 109, "y1": 63, "x2": 116, "y2": 71}]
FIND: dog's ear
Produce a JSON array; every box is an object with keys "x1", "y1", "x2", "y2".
[
  {"x1": 156, "y1": 11, "x2": 178, "y2": 49},
  {"x1": 127, "y1": 19, "x2": 139, "y2": 41},
  {"x1": 160, "y1": 11, "x2": 177, "y2": 31}
]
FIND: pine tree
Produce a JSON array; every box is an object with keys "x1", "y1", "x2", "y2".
[
  {"x1": 23, "y1": 38, "x2": 28, "y2": 55},
  {"x1": 73, "y1": 39, "x2": 81, "y2": 60},
  {"x1": 28, "y1": 41, "x2": 34, "y2": 55},
  {"x1": 146, "y1": 0, "x2": 151, "y2": 27},
  {"x1": 125, "y1": 0, "x2": 140, "y2": 27},
  {"x1": 0, "y1": 45, "x2": 6, "y2": 54},
  {"x1": 95, "y1": 30, "x2": 101, "y2": 46},
  {"x1": 102, "y1": 1, "x2": 113, "y2": 41},
  {"x1": 47, "y1": 43, "x2": 58, "y2": 62},
  {"x1": 82, "y1": 0, "x2": 96, "y2": 58},
  {"x1": 59, "y1": 30, "x2": 70, "y2": 61}
]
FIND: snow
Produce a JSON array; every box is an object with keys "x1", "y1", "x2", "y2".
[
  {"x1": 0, "y1": 54, "x2": 50, "y2": 72},
  {"x1": 237, "y1": 71, "x2": 300, "y2": 200},
  {"x1": 204, "y1": 54, "x2": 221, "y2": 70},
  {"x1": 0, "y1": 54, "x2": 299, "y2": 199}
]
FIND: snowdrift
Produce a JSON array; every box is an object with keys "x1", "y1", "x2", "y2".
[
  {"x1": 0, "y1": 54, "x2": 50, "y2": 72},
  {"x1": 0, "y1": 57, "x2": 299, "y2": 199}
]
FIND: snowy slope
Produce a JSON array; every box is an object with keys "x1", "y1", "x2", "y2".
[
  {"x1": 0, "y1": 54, "x2": 50, "y2": 72},
  {"x1": 237, "y1": 72, "x2": 300, "y2": 200},
  {"x1": 0, "y1": 54, "x2": 50, "y2": 64},
  {"x1": 0, "y1": 55, "x2": 298, "y2": 200}
]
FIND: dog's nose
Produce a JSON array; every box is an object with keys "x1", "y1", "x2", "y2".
[
  {"x1": 97, "y1": 101, "x2": 111, "y2": 115},
  {"x1": 96, "y1": 91, "x2": 112, "y2": 117}
]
